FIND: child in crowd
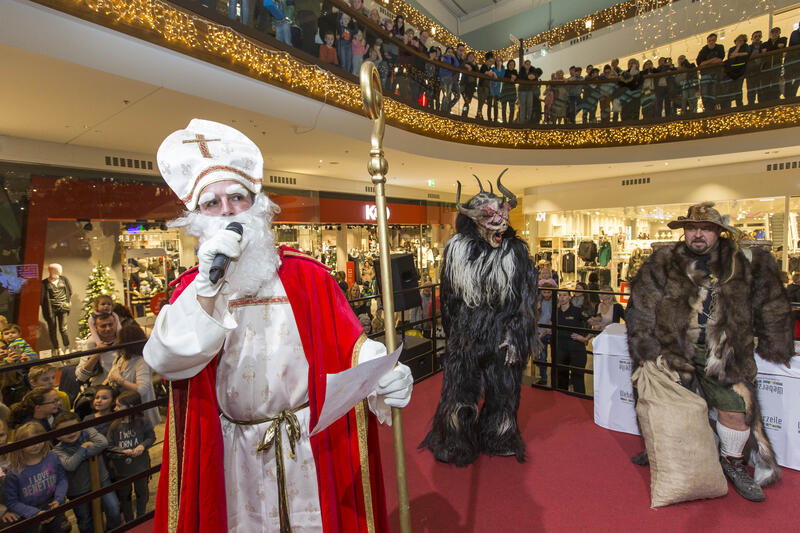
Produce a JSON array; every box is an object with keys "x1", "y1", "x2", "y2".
[
  {"x1": 336, "y1": 11, "x2": 355, "y2": 73},
  {"x1": 83, "y1": 385, "x2": 116, "y2": 436},
  {"x1": 28, "y1": 365, "x2": 70, "y2": 411},
  {"x1": 0, "y1": 419, "x2": 18, "y2": 525},
  {"x1": 87, "y1": 295, "x2": 121, "y2": 347},
  {"x1": 319, "y1": 32, "x2": 338, "y2": 65},
  {"x1": 107, "y1": 391, "x2": 154, "y2": 522},
  {"x1": 351, "y1": 28, "x2": 367, "y2": 76},
  {"x1": 0, "y1": 348, "x2": 30, "y2": 406},
  {"x1": 1, "y1": 325, "x2": 37, "y2": 364},
  {"x1": 8, "y1": 387, "x2": 62, "y2": 431},
  {"x1": 53, "y1": 411, "x2": 121, "y2": 533},
  {"x1": 3, "y1": 421, "x2": 68, "y2": 532}
]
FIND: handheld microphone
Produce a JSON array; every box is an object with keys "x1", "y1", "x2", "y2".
[{"x1": 208, "y1": 222, "x2": 243, "y2": 284}]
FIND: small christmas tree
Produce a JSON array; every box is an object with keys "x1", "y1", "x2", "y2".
[{"x1": 78, "y1": 262, "x2": 118, "y2": 339}]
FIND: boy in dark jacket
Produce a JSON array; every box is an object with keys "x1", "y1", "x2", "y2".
[{"x1": 53, "y1": 411, "x2": 121, "y2": 533}]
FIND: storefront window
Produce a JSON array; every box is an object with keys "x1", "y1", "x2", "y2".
[
  {"x1": 269, "y1": 222, "x2": 454, "y2": 286},
  {"x1": 2, "y1": 165, "x2": 455, "y2": 351},
  {"x1": 0, "y1": 167, "x2": 32, "y2": 324},
  {"x1": 527, "y1": 197, "x2": 787, "y2": 288}
]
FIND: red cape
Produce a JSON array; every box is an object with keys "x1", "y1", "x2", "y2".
[{"x1": 153, "y1": 247, "x2": 388, "y2": 533}]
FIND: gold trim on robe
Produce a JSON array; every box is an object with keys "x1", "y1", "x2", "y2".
[
  {"x1": 167, "y1": 383, "x2": 179, "y2": 532},
  {"x1": 351, "y1": 333, "x2": 375, "y2": 533}
]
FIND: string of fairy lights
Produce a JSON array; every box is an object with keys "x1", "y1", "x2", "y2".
[
  {"x1": 380, "y1": 0, "x2": 488, "y2": 57},
  {"x1": 631, "y1": 0, "x2": 775, "y2": 54},
  {"x1": 49, "y1": 0, "x2": 800, "y2": 149}
]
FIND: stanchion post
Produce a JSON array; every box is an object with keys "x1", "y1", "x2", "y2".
[{"x1": 88, "y1": 456, "x2": 103, "y2": 533}]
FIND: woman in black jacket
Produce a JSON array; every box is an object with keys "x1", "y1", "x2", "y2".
[{"x1": 499, "y1": 59, "x2": 518, "y2": 123}]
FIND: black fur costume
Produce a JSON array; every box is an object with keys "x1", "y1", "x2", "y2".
[{"x1": 421, "y1": 171, "x2": 538, "y2": 466}]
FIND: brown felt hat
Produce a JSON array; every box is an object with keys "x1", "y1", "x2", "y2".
[{"x1": 667, "y1": 202, "x2": 740, "y2": 235}]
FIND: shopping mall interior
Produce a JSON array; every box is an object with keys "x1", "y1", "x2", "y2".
[{"x1": 1, "y1": 0, "x2": 800, "y2": 531}]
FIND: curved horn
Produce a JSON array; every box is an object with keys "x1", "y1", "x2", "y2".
[
  {"x1": 456, "y1": 180, "x2": 485, "y2": 219},
  {"x1": 472, "y1": 174, "x2": 484, "y2": 193},
  {"x1": 496, "y1": 168, "x2": 516, "y2": 209},
  {"x1": 486, "y1": 181, "x2": 494, "y2": 195}
]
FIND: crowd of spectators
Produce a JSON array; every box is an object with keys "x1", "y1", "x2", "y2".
[
  {"x1": 534, "y1": 264, "x2": 625, "y2": 394},
  {"x1": 0, "y1": 300, "x2": 160, "y2": 531},
  {"x1": 206, "y1": 0, "x2": 800, "y2": 126}
]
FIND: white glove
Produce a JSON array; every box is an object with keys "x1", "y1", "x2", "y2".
[
  {"x1": 375, "y1": 363, "x2": 413, "y2": 408},
  {"x1": 195, "y1": 228, "x2": 243, "y2": 297}
]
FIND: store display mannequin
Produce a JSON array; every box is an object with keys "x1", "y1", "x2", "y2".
[
  {"x1": 41, "y1": 263, "x2": 72, "y2": 351},
  {"x1": 129, "y1": 259, "x2": 160, "y2": 316},
  {"x1": 129, "y1": 259, "x2": 156, "y2": 292},
  {"x1": 421, "y1": 241, "x2": 434, "y2": 269}
]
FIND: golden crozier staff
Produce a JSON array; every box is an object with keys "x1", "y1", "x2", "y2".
[{"x1": 359, "y1": 61, "x2": 412, "y2": 533}]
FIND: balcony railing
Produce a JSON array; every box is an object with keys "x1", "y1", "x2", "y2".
[
  {"x1": 34, "y1": 0, "x2": 800, "y2": 147},
  {"x1": 177, "y1": 0, "x2": 800, "y2": 126}
]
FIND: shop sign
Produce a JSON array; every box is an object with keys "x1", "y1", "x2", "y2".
[
  {"x1": 118, "y1": 233, "x2": 164, "y2": 243},
  {"x1": 536, "y1": 212, "x2": 547, "y2": 221},
  {"x1": 365, "y1": 204, "x2": 390, "y2": 221},
  {"x1": 619, "y1": 281, "x2": 630, "y2": 304}
]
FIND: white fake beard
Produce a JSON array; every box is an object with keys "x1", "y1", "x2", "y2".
[
  {"x1": 170, "y1": 193, "x2": 282, "y2": 297},
  {"x1": 444, "y1": 233, "x2": 517, "y2": 308}
]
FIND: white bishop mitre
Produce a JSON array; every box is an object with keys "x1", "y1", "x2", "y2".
[{"x1": 157, "y1": 118, "x2": 263, "y2": 210}]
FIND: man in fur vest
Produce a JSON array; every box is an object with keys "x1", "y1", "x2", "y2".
[{"x1": 627, "y1": 202, "x2": 793, "y2": 502}]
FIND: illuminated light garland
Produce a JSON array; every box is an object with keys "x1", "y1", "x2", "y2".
[
  {"x1": 38, "y1": 0, "x2": 800, "y2": 149},
  {"x1": 382, "y1": 0, "x2": 660, "y2": 61},
  {"x1": 493, "y1": 0, "x2": 659, "y2": 60},
  {"x1": 384, "y1": 0, "x2": 483, "y2": 55}
]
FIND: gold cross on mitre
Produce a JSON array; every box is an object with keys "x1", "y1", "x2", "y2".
[{"x1": 182, "y1": 133, "x2": 221, "y2": 158}]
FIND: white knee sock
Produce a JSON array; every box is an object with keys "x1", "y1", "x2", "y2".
[{"x1": 717, "y1": 421, "x2": 750, "y2": 458}]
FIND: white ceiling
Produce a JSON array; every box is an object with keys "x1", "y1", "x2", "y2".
[
  {"x1": 439, "y1": 0, "x2": 500, "y2": 18},
  {"x1": 1, "y1": 0, "x2": 800, "y2": 199}
]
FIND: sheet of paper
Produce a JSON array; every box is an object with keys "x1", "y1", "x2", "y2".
[{"x1": 310, "y1": 344, "x2": 402, "y2": 436}]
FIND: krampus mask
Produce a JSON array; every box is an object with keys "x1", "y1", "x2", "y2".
[{"x1": 456, "y1": 168, "x2": 517, "y2": 248}]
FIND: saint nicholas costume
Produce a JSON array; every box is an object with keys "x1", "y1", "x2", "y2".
[{"x1": 144, "y1": 119, "x2": 400, "y2": 533}]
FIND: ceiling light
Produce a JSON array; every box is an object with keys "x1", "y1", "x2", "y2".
[{"x1": 585, "y1": 19, "x2": 593, "y2": 29}]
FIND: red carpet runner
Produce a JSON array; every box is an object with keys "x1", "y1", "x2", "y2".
[{"x1": 378, "y1": 373, "x2": 800, "y2": 532}]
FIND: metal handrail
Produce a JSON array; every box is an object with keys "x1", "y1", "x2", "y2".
[
  {"x1": 164, "y1": 0, "x2": 800, "y2": 128},
  {"x1": 0, "y1": 340, "x2": 147, "y2": 373}
]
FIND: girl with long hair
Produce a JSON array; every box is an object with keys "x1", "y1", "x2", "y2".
[
  {"x1": 8, "y1": 387, "x2": 62, "y2": 431},
  {"x1": 105, "y1": 324, "x2": 160, "y2": 427},
  {"x1": 4, "y1": 421, "x2": 68, "y2": 532},
  {"x1": 82, "y1": 384, "x2": 117, "y2": 436}
]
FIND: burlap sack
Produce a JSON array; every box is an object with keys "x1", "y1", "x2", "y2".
[{"x1": 632, "y1": 357, "x2": 728, "y2": 507}]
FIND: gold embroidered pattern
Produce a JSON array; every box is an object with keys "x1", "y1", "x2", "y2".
[
  {"x1": 167, "y1": 383, "x2": 179, "y2": 532},
  {"x1": 229, "y1": 296, "x2": 290, "y2": 308},
  {"x1": 351, "y1": 333, "x2": 375, "y2": 533},
  {"x1": 181, "y1": 164, "x2": 259, "y2": 204}
]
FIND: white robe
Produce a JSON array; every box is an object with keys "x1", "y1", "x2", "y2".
[{"x1": 144, "y1": 275, "x2": 388, "y2": 532}]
